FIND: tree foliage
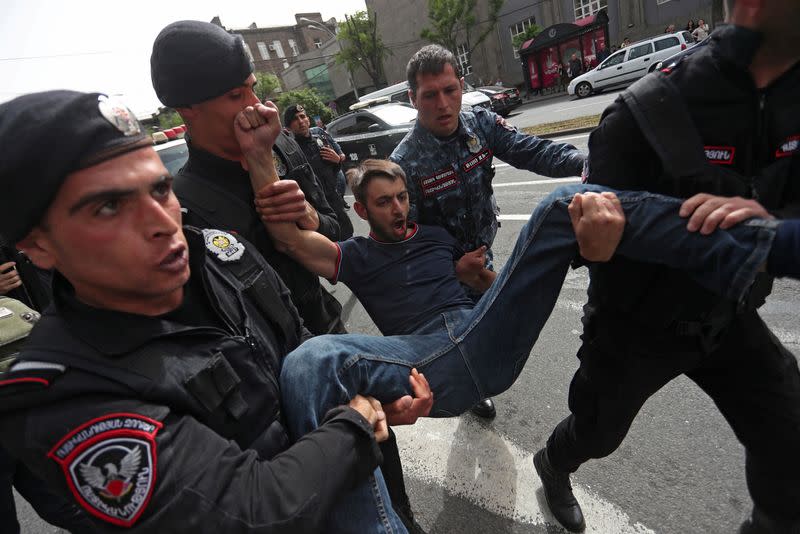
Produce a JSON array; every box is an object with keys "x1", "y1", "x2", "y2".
[
  {"x1": 275, "y1": 88, "x2": 333, "y2": 124},
  {"x1": 254, "y1": 72, "x2": 282, "y2": 102},
  {"x1": 336, "y1": 10, "x2": 390, "y2": 88},
  {"x1": 157, "y1": 110, "x2": 183, "y2": 130},
  {"x1": 512, "y1": 24, "x2": 541, "y2": 50},
  {"x1": 421, "y1": 0, "x2": 504, "y2": 59}
]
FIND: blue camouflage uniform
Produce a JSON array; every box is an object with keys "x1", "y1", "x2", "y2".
[{"x1": 390, "y1": 107, "x2": 586, "y2": 267}]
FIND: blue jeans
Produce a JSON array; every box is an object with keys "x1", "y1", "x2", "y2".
[{"x1": 280, "y1": 184, "x2": 777, "y2": 533}]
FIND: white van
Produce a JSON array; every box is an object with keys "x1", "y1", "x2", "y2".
[
  {"x1": 567, "y1": 31, "x2": 694, "y2": 98},
  {"x1": 351, "y1": 80, "x2": 491, "y2": 112}
]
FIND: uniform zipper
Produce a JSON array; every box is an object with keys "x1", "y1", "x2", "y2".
[{"x1": 750, "y1": 92, "x2": 766, "y2": 199}]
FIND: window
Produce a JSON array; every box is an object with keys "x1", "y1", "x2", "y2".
[
  {"x1": 573, "y1": 0, "x2": 608, "y2": 20},
  {"x1": 653, "y1": 36, "x2": 679, "y2": 52},
  {"x1": 627, "y1": 42, "x2": 653, "y2": 60},
  {"x1": 256, "y1": 41, "x2": 270, "y2": 60},
  {"x1": 271, "y1": 40, "x2": 286, "y2": 58},
  {"x1": 288, "y1": 39, "x2": 300, "y2": 57},
  {"x1": 337, "y1": 115, "x2": 381, "y2": 136},
  {"x1": 656, "y1": 0, "x2": 671, "y2": 4},
  {"x1": 314, "y1": 38, "x2": 322, "y2": 49},
  {"x1": 509, "y1": 17, "x2": 536, "y2": 58},
  {"x1": 600, "y1": 50, "x2": 625, "y2": 68},
  {"x1": 456, "y1": 43, "x2": 472, "y2": 75}
]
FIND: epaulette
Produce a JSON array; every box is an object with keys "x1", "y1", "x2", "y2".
[{"x1": 0, "y1": 359, "x2": 65, "y2": 397}]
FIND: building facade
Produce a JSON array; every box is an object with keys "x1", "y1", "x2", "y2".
[
  {"x1": 211, "y1": 13, "x2": 338, "y2": 87},
  {"x1": 366, "y1": 0, "x2": 715, "y2": 91}
]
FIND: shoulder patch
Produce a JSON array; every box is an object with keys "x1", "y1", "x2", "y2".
[
  {"x1": 48, "y1": 413, "x2": 162, "y2": 528},
  {"x1": 495, "y1": 116, "x2": 516, "y2": 132},
  {"x1": 202, "y1": 229, "x2": 245, "y2": 263}
]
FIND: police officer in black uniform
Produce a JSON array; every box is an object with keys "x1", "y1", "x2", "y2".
[
  {"x1": 284, "y1": 104, "x2": 354, "y2": 240},
  {"x1": 0, "y1": 239, "x2": 94, "y2": 533},
  {"x1": 150, "y1": 20, "x2": 345, "y2": 336},
  {"x1": 0, "y1": 89, "x2": 426, "y2": 533},
  {"x1": 150, "y1": 21, "x2": 423, "y2": 532},
  {"x1": 533, "y1": 1, "x2": 800, "y2": 533}
]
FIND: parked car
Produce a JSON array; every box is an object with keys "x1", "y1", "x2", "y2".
[
  {"x1": 352, "y1": 80, "x2": 491, "y2": 113},
  {"x1": 327, "y1": 103, "x2": 418, "y2": 168},
  {"x1": 155, "y1": 139, "x2": 189, "y2": 175},
  {"x1": 567, "y1": 31, "x2": 695, "y2": 98},
  {"x1": 476, "y1": 85, "x2": 522, "y2": 116}
]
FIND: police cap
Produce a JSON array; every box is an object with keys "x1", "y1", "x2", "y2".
[
  {"x1": 151, "y1": 20, "x2": 254, "y2": 107},
  {"x1": 0, "y1": 90, "x2": 151, "y2": 243},
  {"x1": 283, "y1": 104, "x2": 305, "y2": 127}
]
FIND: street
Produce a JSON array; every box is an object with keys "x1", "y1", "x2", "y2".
[
  {"x1": 506, "y1": 89, "x2": 625, "y2": 129},
  {"x1": 14, "y1": 137, "x2": 800, "y2": 534}
]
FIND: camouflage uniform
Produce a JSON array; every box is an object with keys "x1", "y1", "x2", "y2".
[{"x1": 390, "y1": 107, "x2": 586, "y2": 265}]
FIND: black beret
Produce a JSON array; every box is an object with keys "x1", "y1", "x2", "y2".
[
  {"x1": 151, "y1": 20, "x2": 254, "y2": 107},
  {"x1": 0, "y1": 90, "x2": 151, "y2": 243},
  {"x1": 283, "y1": 104, "x2": 306, "y2": 126}
]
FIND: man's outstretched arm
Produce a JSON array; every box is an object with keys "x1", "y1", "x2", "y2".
[{"x1": 233, "y1": 103, "x2": 339, "y2": 280}]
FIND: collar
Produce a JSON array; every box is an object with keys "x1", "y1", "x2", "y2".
[
  {"x1": 411, "y1": 112, "x2": 476, "y2": 147},
  {"x1": 368, "y1": 222, "x2": 419, "y2": 244},
  {"x1": 709, "y1": 24, "x2": 763, "y2": 72},
  {"x1": 182, "y1": 140, "x2": 254, "y2": 201},
  {"x1": 51, "y1": 229, "x2": 212, "y2": 356}
]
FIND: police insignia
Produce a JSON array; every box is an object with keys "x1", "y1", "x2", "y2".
[
  {"x1": 272, "y1": 149, "x2": 287, "y2": 176},
  {"x1": 466, "y1": 134, "x2": 481, "y2": 154},
  {"x1": 495, "y1": 116, "x2": 516, "y2": 132},
  {"x1": 316, "y1": 137, "x2": 325, "y2": 148},
  {"x1": 203, "y1": 229, "x2": 245, "y2": 262},
  {"x1": 775, "y1": 135, "x2": 799, "y2": 158},
  {"x1": 97, "y1": 95, "x2": 141, "y2": 137},
  {"x1": 48, "y1": 413, "x2": 162, "y2": 527}
]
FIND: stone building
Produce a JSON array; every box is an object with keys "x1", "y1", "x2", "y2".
[
  {"x1": 366, "y1": 0, "x2": 716, "y2": 90},
  {"x1": 211, "y1": 13, "x2": 338, "y2": 87}
]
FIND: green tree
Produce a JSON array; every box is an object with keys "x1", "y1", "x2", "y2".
[
  {"x1": 336, "y1": 10, "x2": 390, "y2": 88},
  {"x1": 276, "y1": 88, "x2": 333, "y2": 124},
  {"x1": 512, "y1": 23, "x2": 541, "y2": 51},
  {"x1": 254, "y1": 72, "x2": 282, "y2": 102},
  {"x1": 157, "y1": 110, "x2": 184, "y2": 130},
  {"x1": 421, "y1": 0, "x2": 504, "y2": 62}
]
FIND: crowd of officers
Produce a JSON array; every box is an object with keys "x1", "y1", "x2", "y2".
[{"x1": 0, "y1": 0, "x2": 799, "y2": 532}]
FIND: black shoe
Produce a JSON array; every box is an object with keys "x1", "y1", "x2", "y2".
[
  {"x1": 470, "y1": 398, "x2": 496, "y2": 419},
  {"x1": 395, "y1": 504, "x2": 427, "y2": 534},
  {"x1": 533, "y1": 448, "x2": 585, "y2": 533},
  {"x1": 739, "y1": 507, "x2": 800, "y2": 534}
]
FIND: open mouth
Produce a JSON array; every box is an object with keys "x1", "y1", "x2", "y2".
[
  {"x1": 392, "y1": 219, "x2": 406, "y2": 233},
  {"x1": 159, "y1": 244, "x2": 188, "y2": 272}
]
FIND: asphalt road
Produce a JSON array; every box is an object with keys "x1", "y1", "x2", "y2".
[
  {"x1": 505, "y1": 89, "x2": 625, "y2": 129},
  {"x1": 16, "y1": 133, "x2": 800, "y2": 533}
]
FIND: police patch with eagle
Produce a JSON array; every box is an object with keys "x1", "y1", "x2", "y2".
[{"x1": 48, "y1": 413, "x2": 162, "y2": 527}]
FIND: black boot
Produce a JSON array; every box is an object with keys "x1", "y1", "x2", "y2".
[
  {"x1": 470, "y1": 397, "x2": 496, "y2": 419},
  {"x1": 380, "y1": 429, "x2": 428, "y2": 534},
  {"x1": 533, "y1": 448, "x2": 585, "y2": 533},
  {"x1": 739, "y1": 507, "x2": 800, "y2": 534}
]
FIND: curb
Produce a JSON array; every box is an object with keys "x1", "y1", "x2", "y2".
[{"x1": 534, "y1": 125, "x2": 598, "y2": 139}]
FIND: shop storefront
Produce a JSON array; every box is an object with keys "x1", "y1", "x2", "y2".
[{"x1": 519, "y1": 10, "x2": 610, "y2": 92}]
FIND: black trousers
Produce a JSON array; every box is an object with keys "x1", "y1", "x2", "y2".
[
  {"x1": 546, "y1": 310, "x2": 800, "y2": 521},
  {"x1": 0, "y1": 446, "x2": 93, "y2": 533}
]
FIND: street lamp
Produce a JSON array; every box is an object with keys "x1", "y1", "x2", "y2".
[{"x1": 297, "y1": 17, "x2": 359, "y2": 100}]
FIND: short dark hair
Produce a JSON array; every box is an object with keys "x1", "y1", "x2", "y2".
[
  {"x1": 347, "y1": 159, "x2": 407, "y2": 204},
  {"x1": 406, "y1": 44, "x2": 461, "y2": 96}
]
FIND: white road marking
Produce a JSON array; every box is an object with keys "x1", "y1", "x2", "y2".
[
  {"x1": 494, "y1": 177, "x2": 582, "y2": 189},
  {"x1": 551, "y1": 132, "x2": 592, "y2": 142},
  {"x1": 395, "y1": 417, "x2": 655, "y2": 533}
]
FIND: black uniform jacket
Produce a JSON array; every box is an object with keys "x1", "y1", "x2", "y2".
[
  {"x1": 585, "y1": 25, "x2": 800, "y2": 336},
  {"x1": 174, "y1": 141, "x2": 345, "y2": 335},
  {"x1": 0, "y1": 227, "x2": 381, "y2": 533}
]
